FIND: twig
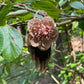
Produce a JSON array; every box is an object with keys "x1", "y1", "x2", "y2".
[
  {"x1": 46, "y1": 70, "x2": 60, "y2": 84},
  {"x1": 6, "y1": 71, "x2": 28, "y2": 81},
  {"x1": 59, "y1": 17, "x2": 79, "y2": 20},
  {"x1": 52, "y1": 57, "x2": 74, "y2": 73},
  {"x1": 9, "y1": 20, "x2": 29, "y2": 26},
  {"x1": 9, "y1": 16, "x2": 84, "y2": 27},
  {"x1": 54, "y1": 63, "x2": 74, "y2": 72},
  {"x1": 59, "y1": 13, "x2": 79, "y2": 17},
  {"x1": 56, "y1": 17, "x2": 84, "y2": 26},
  {"x1": 17, "y1": 64, "x2": 29, "y2": 69},
  {"x1": 0, "y1": 3, "x2": 47, "y2": 16},
  {"x1": 14, "y1": 5, "x2": 36, "y2": 13},
  {"x1": 13, "y1": 5, "x2": 48, "y2": 17}
]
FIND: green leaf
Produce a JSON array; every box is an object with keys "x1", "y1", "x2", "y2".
[
  {"x1": 59, "y1": 0, "x2": 67, "y2": 7},
  {"x1": 76, "y1": 76, "x2": 80, "y2": 79},
  {"x1": 1, "y1": 79, "x2": 7, "y2": 84},
  {"x1": 48, "y1": 63, "x2": 55, "y2": 67},
  {"x1": 70, "y1": 1, "x2": 84, "y2": 10},
  {"x1": 12, "y1": 0, "x2": 30, "y2": 3},
  {"x1": 80, "y1": 56, "x2": 84, "y2": 62},
  {"x1": 7, "y1": 10, "x2": 29, "y2": 16},
  {"x1": 0, "y1": 4, "x2": 14, "y2": 26},
  {"x1": 32, "y1": 1, "x2": 61, "y2": 19},
  {"x1": 77, "y1": 53, "x2": 84, "y2": 56},
  {"x1": 17, "y1": 13, "x2": 33, "y2": 21},
  {"x1": 2, "y1": 25, "x2": 23, "y2": 61},
  {"x1": 0, "y1": 56, "x2": 4, "y2": 62},
  {"x1": 64, "y1": 74, "x2": 68, "y2": 78},
  {"x1": 3, "y1": 63, "x2": 11, "y2": 75},
  {"x1": 70, "y1": 63, "x2": 77, "y2": 68},
  {"x1": 0, "y1": 28, "x2": 4, "y2": 54},
  {"x1": 68, "y1": 72, "x2": 72, "y2": 77},
  {"x1": 72, "y1": 21, "x2": 78, "y2": 29},
  {"x1": 58, "y1": 74, "x2": 62, "y2": 77},
  {"x1": 5, "y1": 0, "x2": 10, "y2": 4},
  {"x1": 61, "y1": 71, "x2": 65, "y2": 74},
  {"x1": 79, "y1": 20, "x2": 84, "y2": 30}
]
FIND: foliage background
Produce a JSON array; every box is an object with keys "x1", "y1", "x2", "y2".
[{"x1": 0, "y1": 0, "x2": 84, "y2": 84}]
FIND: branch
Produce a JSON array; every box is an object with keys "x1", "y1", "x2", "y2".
[
  {"x1": 56, "y1": 17, "x2": 84, "y2": 27},
  {"x1": 0, "y1": 3, "x2": 82, "y2": 26},
  {"x1": 9, "y1": 20, "x2": 29, "y2": 26},
  {"x1": 46, "y1": 70, "x2": 60, "y2": 84},
  {"x1": 0, "y1": 3, "x2": 47, "y2": 17},
  {"x1": 14, "y1": 5, "x2": 84, "y2": 26},
  {"x1": 13, "y1": 5, "x2": 48, "y2": 17},
  {"x1": 6, "y1": 71, "x2": 28, "y2": 81},
  {"x1": 9, "y1": 16, "x2": 84, "y2": 27},
  {"x1": 52, "y1": 57, "x2": 74, "y2": 73},
  {"x1": 59, "y1": 13, "x2": 79, "y2": 17}
]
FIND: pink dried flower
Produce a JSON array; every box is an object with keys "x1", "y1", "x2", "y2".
[{"x1": 27, "y1": 16, "x2": 58, "y2": 50}]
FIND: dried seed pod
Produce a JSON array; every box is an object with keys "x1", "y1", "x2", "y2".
[{"x1": 27, "y1": 16, "x2": 58, "y2": 74}]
